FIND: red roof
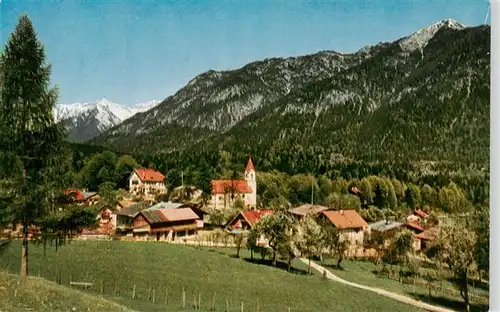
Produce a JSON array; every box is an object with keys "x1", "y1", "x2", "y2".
[
  {"x1": 414, "y1": 209, "x2": 428, "y2": 218},
  {"x1": 406, "y1": 221, "x2": 424, "y2": 232},
  {"x1": 228, "y1": 209, "x2": 274, "y2": 228},
  {"x1": 63, "y1": 189, "x2": 85, "y2": 201},
  {"x1": 245, "y1": 156, "x2": 255, "y2": 172},
  {"x1": 241, "y1": 209, "x2": 274, "y2": 227},
  {"x1": 322, "y1": 210, "x2": 368, "y2": 230},
  {"x1": 133, "y1": 168, "x2": 165, "y2": 183},
  {"x1": 211, "y1": 180, "x2": 253, "y2": 194}
]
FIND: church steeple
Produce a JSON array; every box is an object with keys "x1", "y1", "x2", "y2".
[{"x1": 244, "y1": 156, "x2": 255, "y2": 173}]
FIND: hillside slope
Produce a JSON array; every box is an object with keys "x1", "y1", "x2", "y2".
[
  {"x1": 91, "y1": 20, "x2": 490, "y2": 165},
  {"x1": 0, "y1": 272, "x2": 131, "y2": 312}
]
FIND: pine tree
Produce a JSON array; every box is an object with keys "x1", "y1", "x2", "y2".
[{"x1": 0, "y1": 14, "x2": 67, "y2": 283}]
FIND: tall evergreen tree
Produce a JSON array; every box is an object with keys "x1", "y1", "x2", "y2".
[{"x1": 0, "y1": 14, "x2": 67, "y2": 283}]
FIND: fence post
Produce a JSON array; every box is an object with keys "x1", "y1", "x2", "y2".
[
  {"x1": 152, "y1": 287, "x2": 156, "y2": 303},
  {"x1": 240, "y1": 301, "x2": 244, "y2": 312},
  {"x1": 164, "y1": 287, "x2": 168, "y2": 306},
  {"x1": 225, "y1": 299, "x2": 229, "y2": 312},
  {"x1": 212, "y1": 292, "x2": 216, "y2": 312},
  {"x1": 198, "y1": 293, "x2": 201, "y2": 310},
  {"x1": 132, "y1": 284, "x2": 136, "y2": 299},
  {"x1": 182, "y1": 287, "x2": 186, "y2": 308},
  {"x1": 101, "y1": 280, "x2": 104, "y2": 294}
]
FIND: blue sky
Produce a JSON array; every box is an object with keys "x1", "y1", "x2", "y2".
[{"x1": 0, "y1": 0, "x2": 490, "y2": 106}]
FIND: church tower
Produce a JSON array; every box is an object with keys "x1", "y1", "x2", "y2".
[{"x1": 244, "y1": 156, "x2": 257, "y2": 208}]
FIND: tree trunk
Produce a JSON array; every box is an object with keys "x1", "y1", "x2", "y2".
[
  {"x1": 43, "y1": 239, "x2": 47, "y2": 258},
  {"x1": 236, "y1": 246, "x2": 240, "y2": 258},
  {"x1": 273, "y1": 247, "x2": 278, "y2": 267},
  {"x1": 287, "y1": 252, "x2": 292, "y2": 272},
  {"x1": 308, "y1": 256, "x2": 312, "y2": 275},
  {"x1": 460, "y1": 273, "x2": 470, "y2": 312},
  {"x1": 250, "y1": 248, "x2": 254, "y2": 260},
  {"x1": 20, "y1": 224, "x2": 29, "y2": 284},
  {"x1": 337, "y1": 252, "x2": 344, "y2": 268}
]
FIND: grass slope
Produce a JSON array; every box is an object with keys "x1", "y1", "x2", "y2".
[
  {"x1": 0, "y1": 271, "x2": 131, "y2": 312},
  {"x1": 316, "y1": 258, "x2": 489, "y2": 312},
  {"x1": 0, "y1": 241, "x2": 425, "y2": 312}
]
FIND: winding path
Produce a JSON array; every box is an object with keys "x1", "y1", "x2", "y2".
[{"x1": 298, "y1": 258, "x2": 456, "y2": 312}]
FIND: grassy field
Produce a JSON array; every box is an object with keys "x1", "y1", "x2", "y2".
[
  {"x1": 0, "y1": 240, "x2": 426, "y2": 312},
  {"x1": 0, "y1": 271, "x2": 132, "y2": 312},
  {"x1": 315, "y1": 258, "x2": 489, "y2": 312}
]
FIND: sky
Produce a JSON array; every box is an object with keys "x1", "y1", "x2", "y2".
[{"x1": 0, "y1": 0, "x2": 491, "y2": 106}]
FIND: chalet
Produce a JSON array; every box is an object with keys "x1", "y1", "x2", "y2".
[
  {"x1": 225, "y1": 209, "x2": 274, "y2": 232},
  {"x1": 116, "y1": 200, "x2": 137, "y2": 211},
  {"x1": 319, "y1": 210, "x2": 369, "y2": 246},
  {"x1": 115, "y1": 202, "x2": 150, "y2": 233},
  {"x1": 146, "y1": 201, "x2": 208, "y2": 226},
  {"x1": 369, "y1": 219, "x2": 423, "y2": 250},
  {"x1": 414, "y1": 227, "x2": 439, "y2": 251},
  {"x1": 131, "y1": 208, "x2": 200, "y2": 241},
  {"x1": 225, "y1": 209, "x2": 274, "y2": 246},
  {"x1": 62, "y1": 189, "x2": 100, "y2": 206},
  {"x1": 289, "y1": 204, "x2": 329, "y2": 221},
  {"x1": 407, "y1": 209, "x2": 429, "y2": 223},
  {"x1": 128, "y1": 168, "x2": 167, "y2": 196},
  {"x1": 209, "y1": 157, "x2": 257, "y2": 210}
]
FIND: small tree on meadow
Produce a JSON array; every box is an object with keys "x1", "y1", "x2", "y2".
[
  {"x1": 246, "y1": 227, "x2": 259, "y2": 260},
  {"x1": 256, "y1": 208, "x2": 295, "y2": 267},
  {"x1": 427, "y1": 225, "x2": 477, "y2": 312},
  {"x1": 318, "y1": 218, "x2": 348, "y2": 268},
  {"x1": 233, "y1": 233, "x2": 246, "y2": 258},
  {"x1": 297, "y1": 214, "x2": 322, "y2": 274}
]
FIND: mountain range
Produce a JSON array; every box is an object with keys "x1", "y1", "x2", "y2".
[
  {"x1": 88, "y1": 19, "x2": 490, "y2": 167},
  {"x1": 55, "y1": 99, "x2": 160, "y2": 142}
]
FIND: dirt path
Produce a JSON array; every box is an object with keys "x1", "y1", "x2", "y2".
[{"x1": 299, "y1": 258, "x2": 456, "y2": 312}]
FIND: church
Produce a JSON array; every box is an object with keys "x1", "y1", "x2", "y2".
[{"x1": 209, "y1": 157, "x2": 257, "y2": 210}]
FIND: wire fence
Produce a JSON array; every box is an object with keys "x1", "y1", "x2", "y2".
[{"x1": 1, "y1": 263, "x2": 320, "y2": 312}]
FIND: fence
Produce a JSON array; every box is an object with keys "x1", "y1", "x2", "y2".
[
  {"x1": 379, "y1": 271, "x2": 489, "y2": 304},
  {"x1": 1, "y1": 264, "x2": 317, "y2": 312}
]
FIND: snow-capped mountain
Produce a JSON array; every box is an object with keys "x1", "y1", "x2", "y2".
[
  {"x1": 398, "y1": 18, "x2": 465, "y2": 52},
  {"x1": 55, "y1": 98, "x2": 160, "y2": 142}
]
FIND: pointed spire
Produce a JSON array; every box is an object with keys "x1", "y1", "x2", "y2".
[{"x1": 245, "y1": 156, "x2": 255, "y2": 172}]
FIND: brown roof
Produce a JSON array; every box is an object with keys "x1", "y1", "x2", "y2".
[
  {"x1": 289, "y1": 204, "x2": 329, "y2": 216},
  {"x1": 139, "y1": 208, "x2": 200, "y2": 225},
  {"x1": 321, "y1": 210, "x2": 368, "y2": 230},
  {"x1": 118, "y1": 200, "x2": 136, "y2": 209},
  {"x1": 406, "y1": 221, "x2": 425, "y2": 232},
  {"x1": 415, "y1": 227, "x2": 439, "y2": 241}
]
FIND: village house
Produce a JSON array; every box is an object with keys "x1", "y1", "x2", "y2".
[
  {"x1": 62, "y1": 189, "x2": 100, "y2": 206},
  {"x1": 145, "y1": 201, "x2": 207, "y2": 227},
  {"x1": 369, "y1": 219, "x2": 423, "y2": 250},
  {"x1": 289, "y1": 204, "x2": 329, "y2": 221},
  {"x1": 115, "y1": 202, "x2": 150, "y2": 234},
  {"x1": 209, "y1": 157, "x2": 257, "y2": 210},
  {"x1": 414, "y1": 227, "x2": 439, "y2": 251},
  {"x1": 225, "y1": 209, "x2": 274, "y2": 246},
  {"x1": 128, "y1": 168, "x2": 167, "y2": 196},
  {"x1": 319, "y1": 209, "x2": 369, "y2": 246},
  {"x1": 131, "y1": 207, "x2": 200, "y2": 241},
  {"x1": 407, "y1": 209, "x2": 429, "y2": 223}
]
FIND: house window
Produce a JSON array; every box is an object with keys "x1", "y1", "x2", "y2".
[
  {"x1": 242, "y1": 194, "x2": 245, "y2": 198},
  {"x1": 219, "y1": 196, "x2": 223, "y2": 201}
]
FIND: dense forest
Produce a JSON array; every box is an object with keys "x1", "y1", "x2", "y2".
[{"x1": 69, "y1": 143, "x2": 489, "y2": 223}]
